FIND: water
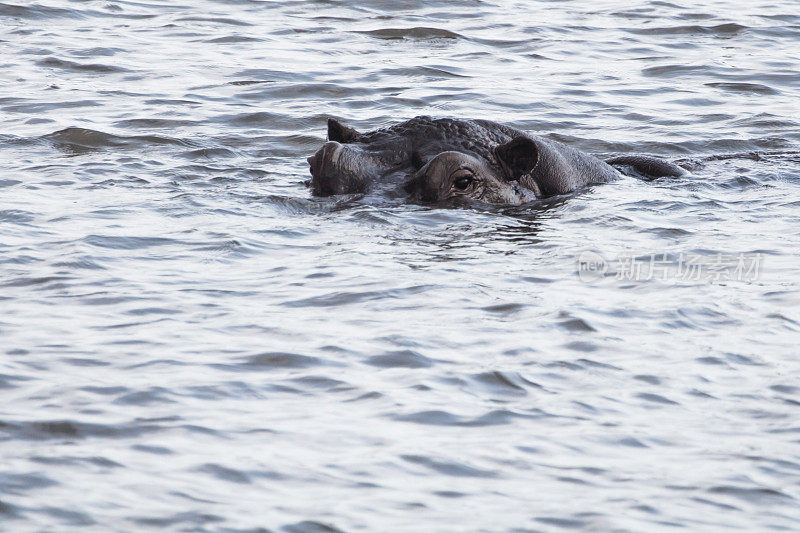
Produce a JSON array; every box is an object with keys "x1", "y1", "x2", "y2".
[{"x1": 2, "y1": 0, "x2": 800, "y2": 530}]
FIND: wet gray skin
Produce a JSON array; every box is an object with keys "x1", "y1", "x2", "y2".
[
  {"x1": 403, "y1": 135, "x2": 688, "y2": 205},
  {"x1": 404, "y1": 151, "x2": 539, "y2": 205},
  {"x1": 307, "y1": 116, "x2": 687, "y2": 202},
  {"x1": 306, "y1": 119, "x2": 414, "y2": 197},
  {"x1": 306, "y1": 141, "x2": 382, "y2": 196}
]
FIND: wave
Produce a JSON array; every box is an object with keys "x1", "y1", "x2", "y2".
[
  {"x1": 41, "y1": 127, "x2": 193, "y2": 152},
  {"x1": 356, "y1": 27, "x2": 464, "y2": 40}
]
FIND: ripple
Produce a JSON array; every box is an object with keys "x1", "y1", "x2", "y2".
[
  {"x1": 380, "y1": 66, "x2": 470, "y2": 79},
  {"x1": 0, "y1": 419, "x2": 162, "y2": 441},
  {"x1": 251, "y1": 82, "x2": 372, "y2": 99},
  {"x1": 535, "y1": 517, "x2": 588, "y2": 529},
  {"x1": 393, "y1": 408, "x2": 545, "y2": 427},
  {"x1": 131, "y1": 511, "x2": 224, "y2": 528},
  {"x1": 3, "y1": 100, "x2": 99, "y2": 114},
  {"x1": 291, "y1": 376, "x2": 348, "y2": 391},
  {"x1": 642, "y1": 64, "x2": 710, "y2": 77},
  {"x1": 204, "y1": 35, "x2": 263, "y2": 43},
  {"x1": 627, "y1": 23, "x2": 748, "y2": 36},
  {"x1": 0, "y1": 209, "x2": 34, "y2": 224},
  {"x1": 470, "y1": 371, "x2": 535, "y2": 396},
  {"x1": 131, "y1": 444, "x2": 173, "y2": 455},
  {"x1": 42, "y1": 127, "x2": 191, "y2": 152},
  {"x1": 219, "y1": 111, "x2": 284, "y2": 126},
  {"x1": 0, "y1": 2, "x2": 81, "y2": 19},
  {"x1": 179, "y1": 147, "x2": 237, "y2": 159},
  {"x1": 197, "y1": 463, "x2": 251, "y2": 484},
  {"x1": 282, "y1": 285, "x2": 431, "y2": 308},
  {"x1": 636, "y1": 392, "x2": 680, "y2": 405},
  {"x1": 356, "y1": 27, "x2": 464, "y2": 40},
  {"x1": 37, "y1": 57, "x2": 128, "y2": 73},
  {"x1": 82, "y1": 234, "x2": 180, "y2": 250},
  {"x1": 482, "y1": 302, "x2": 526, "y2": 315},
  {"x1": 0, "y1": 275, "x2": 74, "y2": 288},
  {"x1": 236, "y1": 352, "x2": 327, "y2": 370},
  {"x1": 707, "y1": 485, "x2": 794, "y2": 505},
  {"x1": 705, "y1": 82, "x2": 779, "y2": 95},
  {"x1": 0, "y1": 472, "x2": 58, "y2": 494},
  {"x1": 0, "y1": 373, "x2": 28, "y2": 390},
  {"x1": 113, "y1": 388, "x2": 176, "y2": 406},
  {"x1": 114, "y1": 118, "x2": 199, "y2": 128},
  {"x1": 0, "y1": 499, "x2": 20, "y2": 518},
  {"x1": 176, "y1": 16, "x2": 253, "y2": 27},
  {"x1": 365, "y1": 349, "x2": 435, "y2": 368},
  {"x1": 282, "y1": 521, "x2": 344, "y2": 533},
  {"x1": 401, "y1": 455, "x2": 497, "y2": 478},
  {"x1": 557, "y1": 317, "x2": 596, "y2": 332}
]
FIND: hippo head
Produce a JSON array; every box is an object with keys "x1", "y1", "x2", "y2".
[{"x1": 403, "y1": 137, "x2": 542, "y2": 205}]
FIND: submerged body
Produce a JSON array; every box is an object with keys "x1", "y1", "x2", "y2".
[{"x1": 307, "y1": 116, "x2": 685, "y2": 205}]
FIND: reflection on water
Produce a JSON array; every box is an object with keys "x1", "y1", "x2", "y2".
[{"x1": 2, "y1": 0, "x2": 800, "y2": 530}]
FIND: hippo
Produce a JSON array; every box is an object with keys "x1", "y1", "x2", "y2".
[{"x1": 307, "y1": 116, "x2": 686, "y2": 205}]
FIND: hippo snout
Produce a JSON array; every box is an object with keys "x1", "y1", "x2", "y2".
[
  {"x1": 308, "y1": 141, "x2": 347, "y2": 196},
  {"x1": 308, "y1": 141, "x2": 384, "y2": 196}
]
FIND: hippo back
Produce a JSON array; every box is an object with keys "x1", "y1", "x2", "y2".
[{"x1": 351, "y1": 116, "x2": 521, "y2": 172}]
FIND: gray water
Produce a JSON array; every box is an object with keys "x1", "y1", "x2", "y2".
[{"x1": 2, "y1": 0, "x2": 800, "y2": 531}]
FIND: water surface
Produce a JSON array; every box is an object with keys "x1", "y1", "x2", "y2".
[{"x1": 2, "y1": 0, "x2": 800, "y2": 530}]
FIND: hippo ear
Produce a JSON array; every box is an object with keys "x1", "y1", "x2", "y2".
[
  {"x1": 327, "y1": 118, "x2": 360, "y2": 143},
  {"x1": 494, "y1": 136, "x2": 539, "y2": 181}
]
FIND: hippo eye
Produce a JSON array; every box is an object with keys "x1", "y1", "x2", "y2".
[{"x1": 451, "y1": 169, "x2": 475, "y2": 191}]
